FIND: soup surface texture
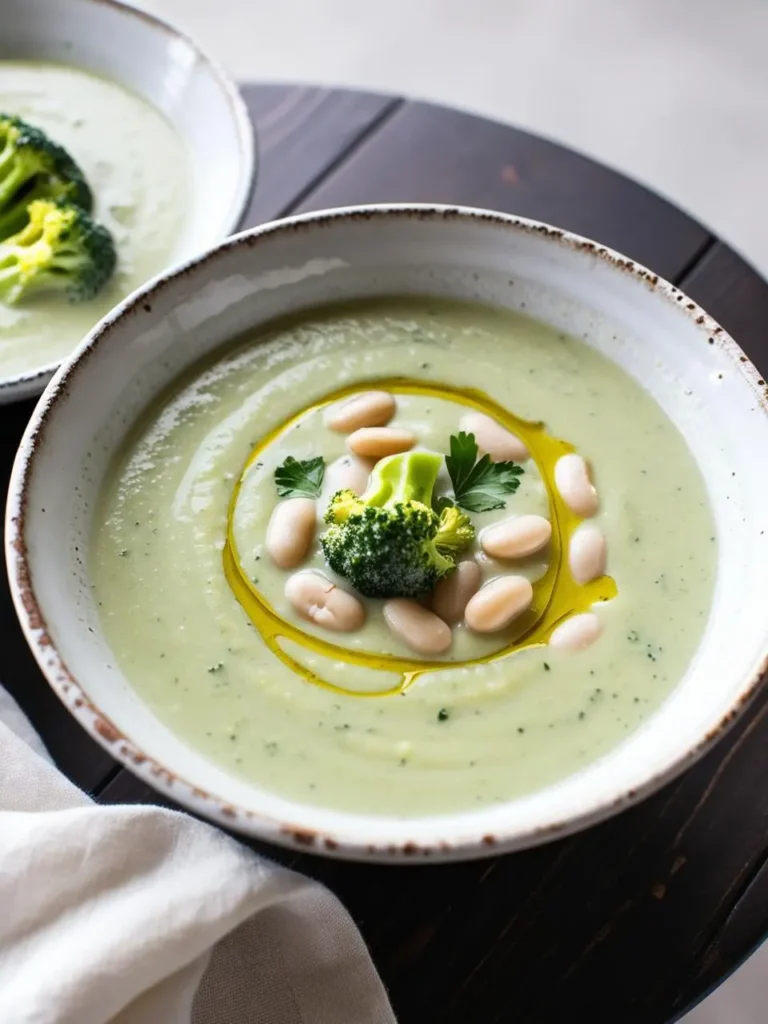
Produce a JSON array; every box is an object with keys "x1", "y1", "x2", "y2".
[
  {"x1": 92, "y1": 298, "x2": 716, "y2": 817},
  {"x1": 0, "y1": 62, "x2": 188, "y2": 381}
]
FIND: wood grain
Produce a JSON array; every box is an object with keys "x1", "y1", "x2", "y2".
[
  {"x1": 682, "y1": 241, "x2": 768, "y2": 359},
  {"x1": 8, "y1": 86, "x2": 768, "y2": 1023},
  {"x1": 294, "y1": 100, "x2": 712, "y2": 283},
  {"x1": 99, "y1": 682, "x2": 768, "y2": 1023},
  {"x1": 240, "y1": 85, "x2": 400, "y2": 225},
  {"x1": 93, "y1": 97, "x2": 768, "y2": 1023}
]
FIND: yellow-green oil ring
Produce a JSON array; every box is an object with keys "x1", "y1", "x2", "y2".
[{"x1": 224, "y1": 378, "x2": 617, "y2": 696}]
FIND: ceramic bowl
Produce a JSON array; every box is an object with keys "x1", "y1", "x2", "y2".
[
  {"x1": 8, "y1": 204, "x2": 768, "y2": 862},
  {"x1": 0, "y1": 0, "x2": 255, "y2": 402}
]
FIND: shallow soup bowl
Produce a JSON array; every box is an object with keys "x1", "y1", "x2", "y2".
[
  {"x1": 0, "y1": 0, "x2": 255, "y2": 402},
  {"x1": 7, "y1": 204, "x2": 768, "y2": 862}
]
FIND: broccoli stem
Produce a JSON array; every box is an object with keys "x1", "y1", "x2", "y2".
[
  {"x1": 0, "y1": 141, "x2": 14, "y2": 178},
  {"x1": 0, "y1": 180, "x2": 52, "y2": 239},
  {"x1": 362, "y1": 451, "x2": 442, "y2": 509},
  {"x1": 0, "y1": 203, "x2": 23, "y2": 240},
  {"x1": 0, "y1": 263, "x2": 22, "y2": 302},
  {"x1": 0, "y1": 163, "x2": 30, "y2": 208},
  {"x1": 0, "y1": 232, "x2": 71, "y2": 304},
  {"x1": 0, "y1": 241, "x2": 29, "y2": 303}
]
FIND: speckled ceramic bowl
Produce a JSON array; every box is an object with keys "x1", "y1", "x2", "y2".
[
  {"x1": 7, "y1": 205, "x2": 768, "y2": 862},
  {"x1": 0, "y1": 0, "x2": 256, "y2": 402}
]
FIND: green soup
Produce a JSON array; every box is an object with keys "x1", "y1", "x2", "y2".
[
  {"x1": 92, "y1": 298, "x2": 716, "y2": 817},
  {"x1": 0, "y1": 61, "x2": 188, "y2": 381}
]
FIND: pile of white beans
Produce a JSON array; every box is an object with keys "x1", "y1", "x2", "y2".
[{"x1": 265, "y1": 389, "x2": 607, "y2": 658}]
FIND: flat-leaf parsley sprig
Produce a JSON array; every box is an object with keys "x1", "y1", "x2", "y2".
[
  {"x1": 444, "y1": 431, "x2": 524, "y2": 512},
  {"x1": 274, "y1": 456, "x2": 325, "y2": 499}
]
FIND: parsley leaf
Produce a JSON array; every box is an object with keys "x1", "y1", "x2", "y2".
[
  {"x1": 274, "y1": 456, "x2": 325, "y2": 499},
  {"x1": 445, "y1": 431, "x2": 524, "y2": 512}
]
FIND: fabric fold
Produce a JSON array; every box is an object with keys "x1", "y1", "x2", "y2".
[{"x1": 0, "y1": 693, "x2": 395, "y2": 1024}]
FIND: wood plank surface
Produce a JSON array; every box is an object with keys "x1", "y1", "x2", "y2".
[
  {"x1": 682, "y1": 240, "x2": 768, "y2": 357},
  {"x1": 240, "y1": 85, "x2": 400, "y2": 226},
  {"x1": 98, "y1": 686, "x2": 768, "y2": 1024},
  {"x1": 294, "y1": 100, "x2": 712, "y2": 283},
  {"x1": 96, "y1": 93, "x2": 768, "y2": 1024},
  {"x1": 10, "y1": 85, "x2": 768, "y2": 1023}
]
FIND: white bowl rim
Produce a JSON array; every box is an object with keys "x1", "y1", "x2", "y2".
[
  {"x1": 7, "y1": 202, "x2": 768, "y2": 863},
  {"x1": 0, "y1": 0, "x2": 257, "y2": 400}
]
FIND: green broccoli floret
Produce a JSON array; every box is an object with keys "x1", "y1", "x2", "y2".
[
  {"x1": 435, "y1": 503, "x2": 476, "y2": 553},
  {"x1": 0, "y1": 199, "x2": 116, "y2": 305},
  {"x1": 0, "y1": 115, "x2": 92, "y2": 238},
  {"x1": 320, "y1": 451, "x2": 475, "y2": 598}
]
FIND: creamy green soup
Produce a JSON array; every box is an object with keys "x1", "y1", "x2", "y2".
[
  {"x1": 0, "y1": 62, "x2": 188, "y2": 382},
  {"x1": 92, "y1": 298, "x2": 716, "y2": 817}
]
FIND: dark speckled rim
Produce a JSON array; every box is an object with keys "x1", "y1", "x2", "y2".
[
  {"x1": 7, "y1": 203, "x2": 768, "y2": 862},
  {"x1": 0, "y1": 0, "x2": 257, "y2": 403}
]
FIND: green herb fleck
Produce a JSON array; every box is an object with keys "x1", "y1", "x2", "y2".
[
  {"x1": 543, "y1": 662, "x2": 551, "y2": 671},
  {"x1": 445, "y1": 432, "x2": 523, "y2": 512},
  {"x1": 207, "y1": 662, "x2": 224, "y2": 674},
  {"x1": 274, "y1": 455, "x2": 325, "y2": 499},
  {"x1": 437, "y1": 708, "x2": 450, "y2": 722},
  {"x1": 265, "y1": 741, "x2": 279, "y2": 756}
]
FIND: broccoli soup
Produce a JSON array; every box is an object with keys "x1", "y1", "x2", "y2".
[
  {"x1": 92, "y1": 298, "x2": 716, "y2": 817},
  {"x1": 0, "y1": 62, "x2": 187, "y2": 381}
]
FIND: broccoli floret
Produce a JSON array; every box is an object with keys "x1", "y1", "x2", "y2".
[
  {"x1": 0, "y1": 115, "x2": 92, "y2": 238},
  {"x1": 0, "y1": 199, "x2": 116, "y2": 305},
  {"x1": 320, "y1": 451, "x2": 475, "y2": 598},
  {"x1": 435, "y1": 503, "x2": 476, "y2": 554}
]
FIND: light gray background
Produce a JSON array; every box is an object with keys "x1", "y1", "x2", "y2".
[
  {"x1": 146, "y1": 0, "x2": 768, "y2": 277},
  {"x1": 142, "y1": 1, "x2": 768, "y2": 1018}
]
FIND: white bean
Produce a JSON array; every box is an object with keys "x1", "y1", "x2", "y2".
[
  {"x1": 383, "y1": 598, "x2": 452, "y2": 655},
  {"x1": 481, "y1": 514, "x2": 552, "y2": 559},
  {"x1": 431, "y1": 560, "x2": 482, "y2": 624},
  {"x1": 266, "y1": 498, "x2": 316, "y2": 568},
  {"x1": 326, "y1": 390, "x2": 396, "y2": 432},
  {"x1": 554, "y1": 454, "x2": 599, "y2": 516},
  {"x1": 325, "y1": 455, "x2": 373, "y2": 496},
  {"x1": 285, "y1": 571, "x2": 366, "y2": 632},
  {"x1": 464, "y1": 576, "x2": 533, "y2": 633},
  {"x1": 459, "y1": 412, "x2": 529, "y2": 462},
  {"x1": 347, "y1": 427, "x2": 415, "y2": 459},
  {"x1": 569, "y1": 525, "x2": 607, "y2": 584},
  {"x1": 549, "y1": 612, "x2": 602, "y2": 651}
]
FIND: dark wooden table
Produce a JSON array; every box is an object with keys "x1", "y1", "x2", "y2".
[{"x1": 4, "y1": 85, "x2": 768, "y2": 1024}]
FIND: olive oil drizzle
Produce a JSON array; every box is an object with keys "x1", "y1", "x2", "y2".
[{"x1": 224, "y1": 379, "x2": 617, "y2": 697}]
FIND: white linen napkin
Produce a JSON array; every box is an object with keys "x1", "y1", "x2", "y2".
[{"x1": 0, "y1": 689, "x2": 396, "y2": 1024}]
